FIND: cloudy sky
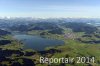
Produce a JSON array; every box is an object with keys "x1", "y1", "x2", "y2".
[{"x1": 0, "y1": 0, "x2": 100, "y2": 18}]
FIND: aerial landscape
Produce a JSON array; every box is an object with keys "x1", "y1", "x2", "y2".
[
  {"x1": 0, "y1": 18, "x2": 100, "y2": 66},
  {"x1": 0, "y1": 0, "x2": 100, "y2": 66}
]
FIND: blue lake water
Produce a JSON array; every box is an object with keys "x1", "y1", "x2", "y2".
[{"x1": 13, "y1": 35, "x2": 64, "y2": 51}]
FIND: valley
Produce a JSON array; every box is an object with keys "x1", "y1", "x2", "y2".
[{"x1": 0, "y1": 18, "x2": 100, "y2": 66}]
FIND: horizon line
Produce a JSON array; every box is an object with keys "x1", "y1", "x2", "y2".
[{"x1": 0, "y1": 16, "x2": 100, "y2": 19}]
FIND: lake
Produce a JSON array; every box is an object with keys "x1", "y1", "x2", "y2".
[{"x1": 13, "y1": 34, "x2": 64, "y2": 51}]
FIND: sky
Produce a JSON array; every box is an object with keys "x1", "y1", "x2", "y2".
[{"x1": 0, "y1": 0, "x2": 100, "y2": 18}]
